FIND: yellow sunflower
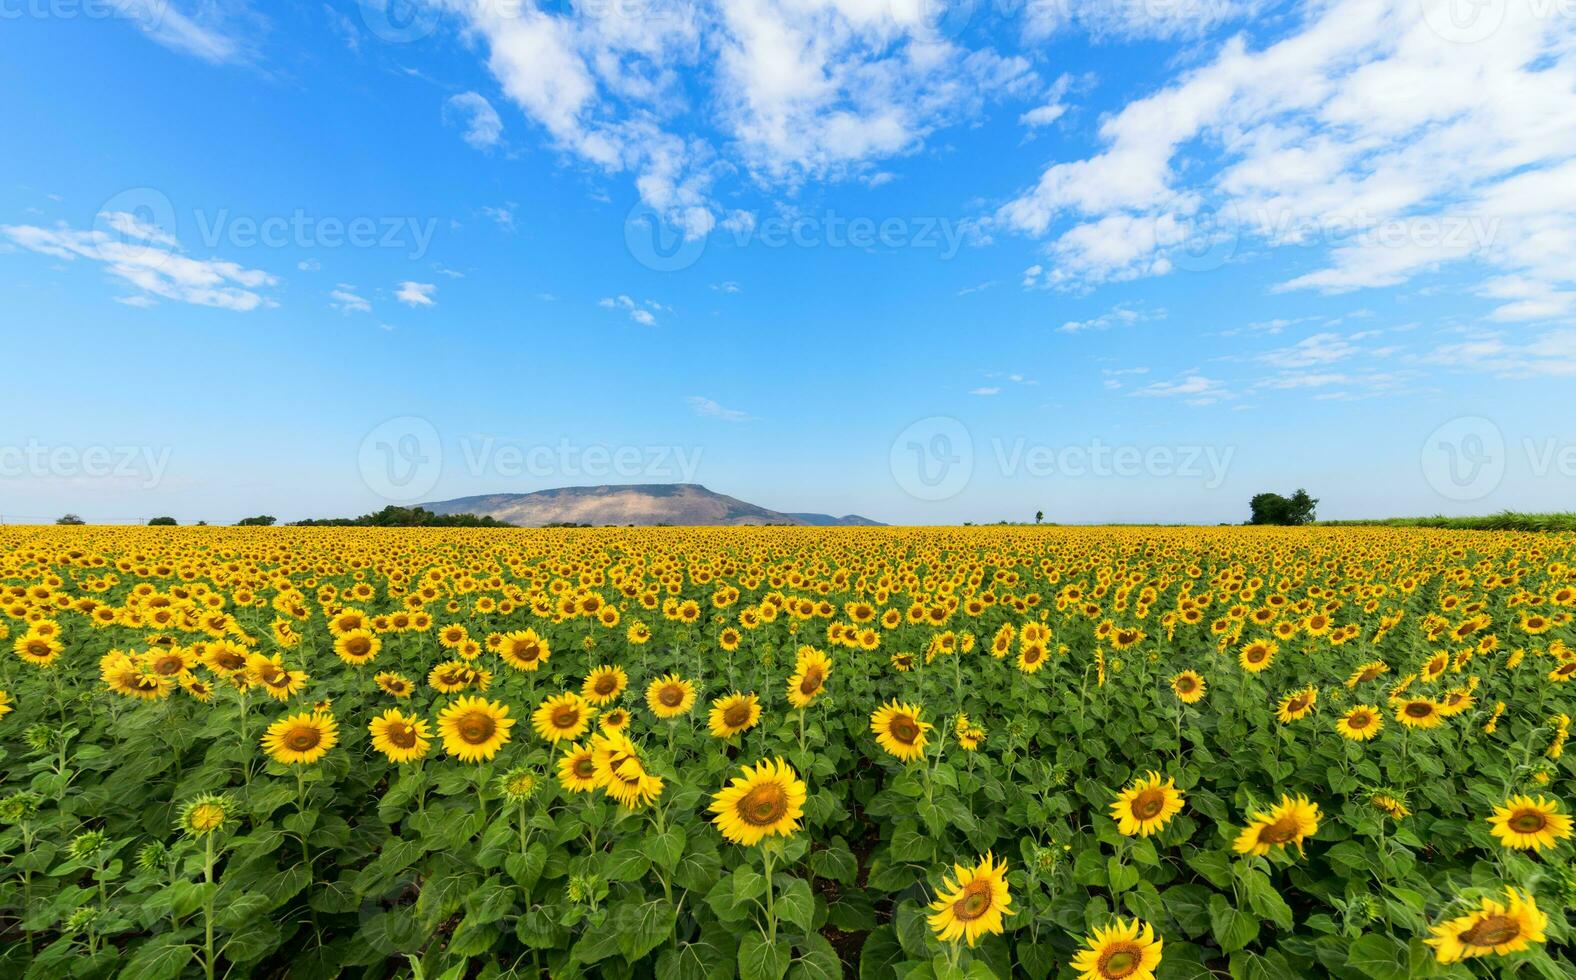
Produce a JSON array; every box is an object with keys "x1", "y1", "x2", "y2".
[
  {"x1": 927, "y1": 852, "x2": 1013, "y2": 947},
  {"x1": 871, "y1": 700, "x2": 931, "y2": 762},
  {"x1": 1070, "y1": 918, "x2": 1163, "y2": 980},
  {"x1": 1109, "y1": 772, "x2": 1185, "y2": 838},
  {"x1": 1335, "y1": 705, "x2": 1383, "y2": 741},
  {"x1": 708, "y1": 757, "x2": 807, "y2": 845},
  {"x1": 708, "y1": 692, "x2": 762, "y2": 739},
  {"x1": 0, "y1": 689, "x2": 12, "y2": 721},
  {"x1": 437, "y1": 696, "x2": 514, "y2": 763},
  {"x1": 14, "y1": 633, "x2": 63, "y2": 667},
  {"x1": 261, "y1": 711, "x2": 338, "y2": 765},
  {"x1": 787, "y1": 647, "x2": 832, "y2": 708},
  {"x1": 1426, "y1": 888, "x2": 1547, "y2": 964},
  {"x1": 374, "y1": 671, "x2": 413, "y2": 698},
  {"x1": 368, "y1": 709, "x2": 431, "y2": 763},
  {"x1": 1486, "y1": 795, "x2": 1572, "y2": 851},
  {"x1": 1275, "y1": 685, "x2": 1318, "y2": 723},
  {"x1": 532, "y1": 692, "x2": 592, "y2": 743},
  {"x1": 599, "y1": 707, "x2": 631, "y2": 733},
  {"x1": 332, "y1": 628, "x2": 380, "y2": 666},
  {"x1": 581, "y1": 665, "x2": 628, "y2": 705},
  {"x1": 645, "y1": 673, "x2": 696, "y2": 719},
  {"x1": 557, "y1": 743, "x2": 599, "y2": 793},
  {"x1": 590, "y1": 732, "x2": 663, "y2": 808},
  {"x1": 1395, "y1": 697, "x2": 1444, "y2": 729},
  {"x1": 497, "y1": 629, "x2": 550, "y2": 672},
  {"x1": 1238, "y1": 639, "x2": 1276, "y2": 673},
  {"x1": 1232, "y1": 794, "x2": 1321, "y2": 857},
  {"x1": 1171, "y1": 670, "x2": 1205, "y2": 704}
]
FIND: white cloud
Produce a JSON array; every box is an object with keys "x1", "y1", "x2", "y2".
[
  {"x1": 445, "y1": 92, "x2": 505, "y2": 150},
  {"x1": 396, "y1": 281, "x2": 437, "y2": 307},
  {"x1": 1130, "y1": 374, "x2": 1232, "y2": 406},
  {"x1": 111, "y1": 0, "x2": 254, "y2": 65},
  {"x1": 1019, "y1": 73, "x2": 1074, "y2": 131},
  {"x1": 330, "y1": 284, "x2": 372, "y2": 315},
  {"x1": 297, "y1": 258, "x2": 321, "y2": 272},
  {"x1": 999, "y1": 0, "x2": 1576, "y2": 311},
  {"x1": 481, "y1": 205, "x2": 515, "y2": 231},
  {"x1": 1022, "y1": 0, "x2": 1261, "y2": 42},
  {"x1": 687, "y1": 395, "x2": 755, "y2": 422},
  {"x1": 970, "y1": 387, "x2": 1001, "y2": 396},
  {"x1": 600, "y1": 294, "x2": 664, "y2": 325},
  {"x1": 1425, "y1": 328, "x2": 1576, "y2": 378},
  {"x1": 1059, "y1": 304, "x2": 1165, "y2": 334},
  {"x1": 441, "y1": 0, "x2": 1036, "y2": 234},
  {"x1": 712, "y1": 281, "x2": 742, "y2": 293},
  {"x1": 2, "y1": 214, "x2": 277, "y2": 312},
  {"x1": 1255, "y1": 332, "x2": 1361, "y2": 369}
]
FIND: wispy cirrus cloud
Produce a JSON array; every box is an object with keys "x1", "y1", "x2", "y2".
[
  {"x1": 2, "y1": 211, "x2": 277, "y2": 311},
  {"x1": 687, "y1": 395, "x2": 755, "y2": 422}
]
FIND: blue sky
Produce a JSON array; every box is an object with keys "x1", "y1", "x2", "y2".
[{"x1": 2, "y1": 0, "x2": 1574, "y2": 525}]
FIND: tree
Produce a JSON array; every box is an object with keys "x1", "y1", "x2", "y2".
[
  {"x1": 236, "y1": 515, "x2": 277, "y2": 526},
  {"x1": 56, "y1": 514, "x2": 85, "y2": 525},
  {"x1": 148, "y1": 516, "x2": 177, "y2": 526},
  {"x1": 1248, "y1": 489, "x2": 1318, "y2": 526},
  {"x1": 1035, "y1": 510, "x2": 1044, "y2": 525}
]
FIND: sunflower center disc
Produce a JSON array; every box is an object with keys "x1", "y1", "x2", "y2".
[
  {"x1": 955, "y1": 884, "x2": 991, "y2": 920},
  {"x1": 1132, "y1": 790, "x2": 1166, "y2": 819},
  {"x1": 739, "y1": 785, "x2": 786, "y2": 825},
  {"x1": 1509, "y1": 811, "x2": 1547, "y2": 833},
  {"x1": 1099, "y1": 943, "x2": 1142, "y2": 977},
  {"x1": 1260, "y1": 815, "x2": 1301, "y2": 844},
  {"x1": 1461, "y1": 914, "x2": 1521, "y2": 947}
]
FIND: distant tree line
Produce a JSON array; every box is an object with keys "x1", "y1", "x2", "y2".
[
  {"x1": 290, "y1": 505, "x2": 510, "y2": 527},
  {"x1": 1248, "y1": 489, "x2": 1318, "y2": 526}
]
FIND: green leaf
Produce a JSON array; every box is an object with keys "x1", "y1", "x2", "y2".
[
  {"x1": 1208, "y1": 893, "x2": 1259, "y2": 953},
  {"x1": 789, "y1": 933, "x2": 842, "y2": 980},
  {"x1": 1107, "y1": 856, "x2": 1140, "y2": 893},
  {"x1": 117, "y1": 937, "x2": 192, "y2": 980},
  {"x1": 738, "y1": 932, "x2": 792, "y2": 980},
  {"x1": 504, "y1": 843, "x2": 547, "y2": 891},
  {"x1": 616, "y1": 899, "x2": 677, "y2": 963},
  {"x1": 809, "y1": 837, "x2": 858, "y2": 884},
  {"x1": 465, "y1": 878, "x2": 517, "y2": 925},
  {"x1": 646, "y1": 825, "x2": 688, "y2": 871},
  {"x1": 859, "y1": 925, "x2": 904, "y2": 980},
  {"x1": 1345, "y1": 934, "x2": 1409, "y2": 980},
  {"x1": 774, "y1": 876, "x2": 815, "y2": 933}
]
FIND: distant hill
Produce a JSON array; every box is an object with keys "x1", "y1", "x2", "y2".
[{"x1": 422, "y1": 485, "x2": 886, "y2": 528}]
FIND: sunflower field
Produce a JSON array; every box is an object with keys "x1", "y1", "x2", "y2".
[{"x1": 1, "y1": 525, "x2": 1575, "y2": 979}]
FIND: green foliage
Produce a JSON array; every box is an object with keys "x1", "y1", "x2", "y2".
[{"x1": 1248, "y1": 489, "x2": 1318, "y2": 526}]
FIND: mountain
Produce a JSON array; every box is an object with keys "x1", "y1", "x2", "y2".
[
  {"x1": 782, "y1": 513, "x2": 887, "y2": 527},
  {"x1": 421, "y1": 485, "x2": 886, "y2": 528}
]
